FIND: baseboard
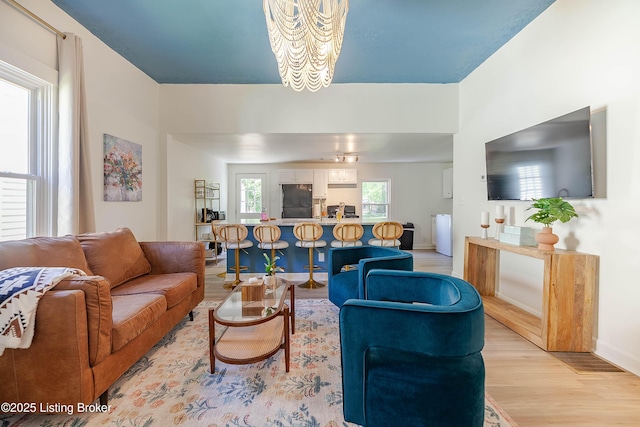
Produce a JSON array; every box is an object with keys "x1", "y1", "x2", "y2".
[
  {"x1": 594, "y1": 340, "x2": 640, "y2": 377},
  {"x1": 410, "y1": 243, "x2": 435, "y2": 250}
]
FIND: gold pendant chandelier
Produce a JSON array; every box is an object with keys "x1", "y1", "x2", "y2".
[{"x1": 263, "y1": 0, "x2": 349, "y2": 92}]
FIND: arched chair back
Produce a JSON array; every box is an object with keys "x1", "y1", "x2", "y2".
[
  {"x1": 219, "y1": 224, "x2": 249, "y2": 245},
  {"x1": 253, "y1": 224, "x2": 289, "y2": 263},
  {"x1": 293, "y1": 222, "x2": 324, "y2": 244},
  {"x1": 369, "y1": 221, "x2": 403, "y2": 248},
  {"x1": 253, "y1": 223, "x2": 282, "y2": 244},
  {"x1": 331, "y1": 223, "x2": 364, "y2": 248}
]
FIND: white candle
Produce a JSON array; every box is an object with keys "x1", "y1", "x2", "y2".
[
  {"x1": 495, "y1": 205, "x2": 504, "y2": 219},
  {"x1": 481, "y1": 211, "x2": 490, "y2": 225}
]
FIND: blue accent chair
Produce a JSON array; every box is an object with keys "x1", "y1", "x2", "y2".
[
  {"x1": 340, "y1": 270, "x2": 485, "y2": 427},
  {"x1": 327, "y1": 246, "x2": 413, "y2": 308}
]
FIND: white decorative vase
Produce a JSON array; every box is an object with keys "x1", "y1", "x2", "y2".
[
  {"x1": 263, "y1": 275, "x2": 278, "y2": 295},
  {"x1": 263, "y1": 275, "x2": 276, "y2": 286}
]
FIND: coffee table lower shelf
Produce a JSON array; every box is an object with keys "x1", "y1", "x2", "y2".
[{"x1": 209, "y1": 306, "x2": 291, "y2": 373}]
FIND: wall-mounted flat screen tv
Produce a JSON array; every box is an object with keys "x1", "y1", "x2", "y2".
[{"x1": 485, "y1": 107, "x2": 593, "y2": 201}]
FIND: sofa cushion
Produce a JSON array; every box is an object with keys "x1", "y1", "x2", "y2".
[
  {"x1": 77, "y1": 227, "x2": 151, "y2": 288},
  {"x1": 0, "y1": 235, "x2": 92, "y2": 273},
  {"x1": 111, "y1": 294, "x2": 166, "y2": 352},
  {"x1": 111, "y1": 272, "x2": 197, "y2": 308}
]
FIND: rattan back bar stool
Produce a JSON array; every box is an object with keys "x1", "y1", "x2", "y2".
[
  {"x1": 219, "y1": 224, "x2": 253, "y2": 288},
  {"x1": 330, "y1": 223, "x2": 364, "y2": 248},
  {"x1": 253, "y1": 224, "x2": 289, "y2": 265},
  {"x1": 293, "y1": 222, "x2": 327, "y2": 289},
  {"x1": 368, "y1": 221, "x2": 403, "y2": 248}
]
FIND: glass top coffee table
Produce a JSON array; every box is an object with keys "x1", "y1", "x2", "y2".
[{"x1": 208, "y1": 277, "x2": 295, "y2": 373}]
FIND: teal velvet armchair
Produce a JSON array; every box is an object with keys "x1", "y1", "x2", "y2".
[
  {"x1": 328, "y1": 246, "x2": 413, "y2": 308},
  {"x1": 339, "y1": 270, "x2": 485, "y2": 427}
]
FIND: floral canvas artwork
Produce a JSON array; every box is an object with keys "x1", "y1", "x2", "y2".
[{"x1": 103, "y1": 134, "x2": 142, "y2": 202}]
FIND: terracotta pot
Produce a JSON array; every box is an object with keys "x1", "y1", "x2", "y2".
[{"x1": 535, "y1": 227, "x2": 559, "y2": 251}]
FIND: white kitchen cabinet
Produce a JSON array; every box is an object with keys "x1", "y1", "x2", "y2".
[
  {"x1": 328, "y1": 168, "x2": 358, "y2": 184},
  {"x1": 312, "y1": 169, "x2": 328, "y2": 198},
  {"x1": 278, "y1": 169, "x2": 313, "y2": 184}
]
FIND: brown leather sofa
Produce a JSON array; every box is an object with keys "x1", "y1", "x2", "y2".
[{"x1": 0, "y1": 227, "x2": 204, "y2": 410}]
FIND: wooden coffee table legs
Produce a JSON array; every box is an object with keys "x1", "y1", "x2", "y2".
[{"x1": 208, "y1": 309, "x2": 216, "y2": 374}]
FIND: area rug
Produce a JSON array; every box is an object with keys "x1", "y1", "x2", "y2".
[{"x1": 2, "y1": 299, "x2": 517, "y2": 427}]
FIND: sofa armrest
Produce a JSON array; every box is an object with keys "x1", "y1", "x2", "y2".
[
  {"x1": 140, "y1": 241, "x2": 205, "y2": 287},
  {"x1": 55, "y1": 276, "x2": 113, "y2": 365},
  {"x1": 0, "y1": 290, "x2": 96, "y2": 406}
]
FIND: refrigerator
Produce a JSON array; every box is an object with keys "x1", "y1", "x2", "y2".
[
  {"x1": 435, "y1": 214, "x2": 453, "y2": 256},
  {"x1": 281, "y1": 184, "x2": 313, "y2": 218}
]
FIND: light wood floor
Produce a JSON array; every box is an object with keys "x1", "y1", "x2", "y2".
[{"x1": 204, "y1": 250, "x2": 640, "y2": 426}]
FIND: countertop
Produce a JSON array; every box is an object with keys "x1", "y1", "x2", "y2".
[{"x1": 214, "y1": 218, "x2": 388, "y2": 226}]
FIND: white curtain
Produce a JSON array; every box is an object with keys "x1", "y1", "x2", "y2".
[{"x1": 57, "y1": 33, "x2": 95, "y2": 235}]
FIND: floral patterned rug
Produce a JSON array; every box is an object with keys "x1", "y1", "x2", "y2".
[{"x1": 2, "y1": 299, "x2": 517, "y2": 427}]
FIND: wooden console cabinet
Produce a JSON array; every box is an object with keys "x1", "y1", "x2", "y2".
[{"x1": 464, "y1": 236, "x2": 598, "y2": 352}]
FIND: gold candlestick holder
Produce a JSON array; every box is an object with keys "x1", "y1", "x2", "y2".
[
  {"x1": 480, "y1": 224, "x2": 490, "y2": 239},
  {"x1": 495, "y1": 218, "x2": 505, "y2": 240}
]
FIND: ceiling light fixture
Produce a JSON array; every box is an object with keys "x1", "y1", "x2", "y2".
[
  {"x1": 336, "y1": 153, "x2": 358, "y2": 162},
  {"x1": 263, "y1": 0, "x2": 349, "y2": 92}
]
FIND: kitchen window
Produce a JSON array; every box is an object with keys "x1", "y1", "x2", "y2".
[
  {"x1": 361, "y1": 180, "x2": 390, "y2": 221},
  {"x1": 0, "y1": 62, "x2": 55, "y2": 241}
]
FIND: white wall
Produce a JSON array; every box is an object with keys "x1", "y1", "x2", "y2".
[
  {"x1": 0, "y1": 1, "x2": 160, "y2": 240},
  {"x1": 455, "y1": 0, "x2": 640, "y2": 374},
  {"x1": 226, "y1": 162, "x2": 453, "y2": 249},
  {"x1": 159, "y1": 83, "x2": 458, "y2": 134},
  {"x1": 167, "y1": 136, "x2": 228, "y2": 241}
]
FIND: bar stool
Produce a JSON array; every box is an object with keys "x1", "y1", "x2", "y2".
[
  {"x1": 210, "y1": 221, "x2": 225, "y2": 264},
  {"x1": 368, "y1": 221, "x2": 403, "y2": 248},
  {"x1": 331, "y1": 222, "x2": 364, "y2": 271},
  {"x1": 330, "y1": 223, "x2": 364, "y2": 248},
  {"x1": 253, "y1": 224, "x2": 289, "y2": 266},
  {"x1": 211, "y1": 222, "x2": 226, "y2": 278},
  {"x1": 293, "y1": 222, "x2": 327, "y2": 289},
  {"x1": 219, "y1": 224, "x2": 253, "y2": 288}
]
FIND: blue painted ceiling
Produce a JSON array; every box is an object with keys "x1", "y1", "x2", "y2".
[{"x1": 50, "y1": 0, "x2": 555, "y2": 85}]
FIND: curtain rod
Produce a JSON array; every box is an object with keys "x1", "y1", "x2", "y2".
[{"x1": 6, "y1": 0, "x2": 66, "y2": 39}]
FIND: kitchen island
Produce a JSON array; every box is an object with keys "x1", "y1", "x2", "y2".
[{"x1": 215, "y1": 218, "x2": 382, "y2": 275}]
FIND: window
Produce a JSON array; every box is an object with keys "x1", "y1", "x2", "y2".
[
  {"x1": 240, "y1": 178, "x2": 262, "y2": 213},
  {"x1": 361, "y1": 180, "x2": 390, "y2": 221},
  {"x1": 236, "y1": 174, "x2": 265, "y2": 220},
  {"x1": 0, "y1": 61, "x2": 55, "y2": 241}
]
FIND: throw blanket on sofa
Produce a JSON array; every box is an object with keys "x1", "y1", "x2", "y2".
[{"x1": 0, "y1": 267, "x2": 85, "y2": 356}]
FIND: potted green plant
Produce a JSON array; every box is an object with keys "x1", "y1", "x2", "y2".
[
  {"x1": 525, "y1": 197, "x2": 578, "y2": 250},
  {"x1": 263, "y1": 253, "x2": 283, "y2": 287}
]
